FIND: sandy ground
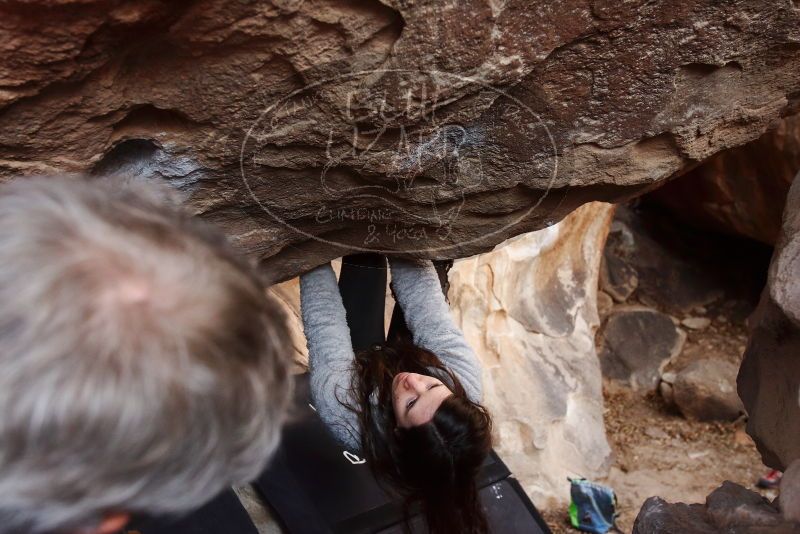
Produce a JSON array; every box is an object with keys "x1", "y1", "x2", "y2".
[
  {"x1": 541, "y1": 385, "x2": 769, "y2": 533},
  {"x1": 540, "y1": 304, "x2": 774, "y2": 534}
]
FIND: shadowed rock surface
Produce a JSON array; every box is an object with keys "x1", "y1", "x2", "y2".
[
  {"x1": 632, "y1": 481, "x2": 800, "y2": 534},
  {"x1": 598, "y1": 307, "x2": 685, "y2": 390},
  {"x1": 671, "y1": 358, "x2": 745, "y2": 422},
  {"x1": 782, "y1": 460, "x2": 800, "y2": 522},
  {"x1": 1, "y1": 0, "x2": 799, "y2": 279},
  {"x1": 648, "y1": 113, "x2": 800, "y2": 245},
  {"x1": 601, "y1": 206, "x2": 726, "y2": 313},
  {"x1": 738, "y1": 171, "x2": 800, "y2": 470}
]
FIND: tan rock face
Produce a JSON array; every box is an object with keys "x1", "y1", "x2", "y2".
[
  {"x1": 1, "y1": 1, "x2": 799, "y2": 279},
  {"x1": 448, "y1": 202, "x2": 615, "y2": 504},
  {"x1": 267, "y1": 277, "x2": 309, "y2": 370}
]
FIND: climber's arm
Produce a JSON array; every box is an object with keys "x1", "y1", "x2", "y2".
[
  {"x1": 299, "y1": 263, "x2": 361, "y2": 450},
  {"x1": 388, "y1": 258, "x2": 483, "y2": 402}
]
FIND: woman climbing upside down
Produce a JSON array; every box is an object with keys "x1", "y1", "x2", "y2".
[{"x1": 300, "y1": 253, "x2": 493, "y2": 534}]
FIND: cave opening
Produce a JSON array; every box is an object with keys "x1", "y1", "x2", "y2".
[{"x1": 587, "y1": 116, "x2": 797, "y2": 532}]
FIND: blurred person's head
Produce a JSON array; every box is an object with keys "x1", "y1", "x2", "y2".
[{"x1": 0, "y1": 176, "x2": 291, "y2": 534}]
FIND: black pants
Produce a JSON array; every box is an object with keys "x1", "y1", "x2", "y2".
[{"x1": 338, "y1": 254, "x2": 452, "y2": 351}]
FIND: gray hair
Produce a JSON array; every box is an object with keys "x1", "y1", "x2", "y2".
[{"x1": 0, "y1": 176, "x2": 291, "y2": 533}]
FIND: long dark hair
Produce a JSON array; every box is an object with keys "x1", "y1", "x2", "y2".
[{"x1": 350, "y1": 340, "x2": 493, "y2": 533}]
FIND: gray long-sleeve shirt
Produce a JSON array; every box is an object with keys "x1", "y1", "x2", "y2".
[{"x1": 299, "y1": 258, "x2": 483, "y2": 451}]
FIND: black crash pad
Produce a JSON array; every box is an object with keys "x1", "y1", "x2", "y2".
[
  {"x1": 124, "y1": 489, "x2": 258, "y2": 534},
  {"x1": 256, "y1": 373, "x2": 552, "y2": 534}
]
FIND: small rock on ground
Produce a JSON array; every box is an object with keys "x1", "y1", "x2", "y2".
[
  {"x1": 599, "y1": 307, "x2": 685, "y2": 390},
  {"x1": 682, "y1": 316, "x2": 712, "y2": 330},
  {"x1": 673, "y1": 359, "x2": 745, "y2": 422}
]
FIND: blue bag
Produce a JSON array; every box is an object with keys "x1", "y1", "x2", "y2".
[{"x1": 568, "y1": 477, "x2": 619, "y2": 533}]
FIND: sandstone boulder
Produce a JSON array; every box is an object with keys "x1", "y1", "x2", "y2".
[
  {"x1": 633, "y1": 481, "x2": 800, "y2": 534},
  {"x1": 648, "y1": 113, "x2": 800, "y2": 245},
  {"x1": 602, "y1": 207, "x2": 724, "y2": 313},
  {"x1": 600, "y1": 246, "x2": 638, "y2": 303},
  {"x1": 671, "y1": 359, "x2": 745, "y2": 422},
  {"x1": 633, "y1": 498, "x2": 718, "y2": 534},
  {"x1": 738, "y1": 171, "x2": 800, "y2": 470},
  {"x1": 597, "y1": 291, "x2": 614, "y2": 319},
  {"x1": 781, "y1": 460, "x2": 800, "y2": 522},
  {"x1": 1, "y1": 1, "x2": 799, "y2": 279},
  {"x1": 598, "y1": 307, "x2": 685, "y2": 390},
  {"x1": 448, "y1": 202, "x2": 615, "y2": 504},
  {"x1": 267, "y1": 277, "x2": 311, "y2": 371}
]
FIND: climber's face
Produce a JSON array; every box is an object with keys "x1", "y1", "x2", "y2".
[{"x1": 391, "y1": 372, "x2": 453, "y2": 428}]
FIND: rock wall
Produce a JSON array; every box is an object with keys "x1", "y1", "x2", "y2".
[
  {"x1": 1, "y1": 1, "x2": 799, "y2": 279},
  {"x1": 647, "y1": 113, "x2": 800, "y2": 245},
  {"x1": 448, "y1": 201, "x2": 615, "y2": 504},
  {"x1": 632, "y1": 481, "x2": 800, "y2": 534},
  {"x1": 738, "y1": 170, "x2": 800, "y2": 470}
]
